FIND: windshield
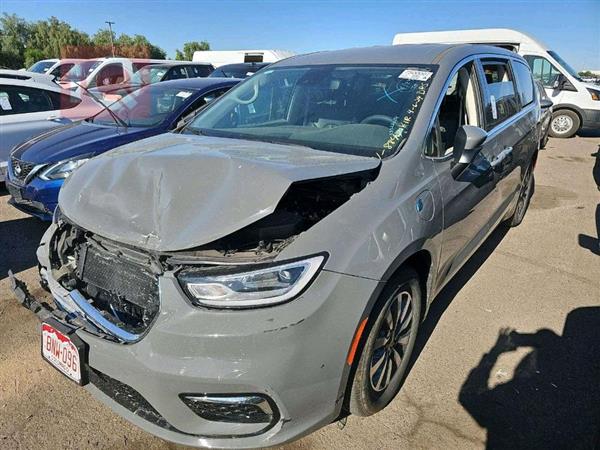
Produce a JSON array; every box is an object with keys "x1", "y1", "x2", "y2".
[
  {"x1": 187, "y1": 64, "x2": 435, "y2": 157},
  {"x1": 28, "y1": 60, "x2": 55, "y2": 73},
  {"x1": 131, "y1": 65, "x2": 168, "y2": 84},
  {"x1": 548, "y1": 51, "x2": 580, "y2": 80},
  {"x1": 61, "y1": 60, "x2": 101, "y2": 82},
  {"x1": 91, "y1": 83, "x2": 196, "y2": 128}
]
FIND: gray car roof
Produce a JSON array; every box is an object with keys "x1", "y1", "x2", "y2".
[{"x1": 274, "y1": 44, "x2": 520, "y2": 68}]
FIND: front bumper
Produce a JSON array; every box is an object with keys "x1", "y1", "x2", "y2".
[
  {"x1": 5, "y1": 177, "x2": 62, "y2": 221},
  {"x1": 0, "y1": 161, "x2": 7, "y2": 183},
  {"x1": 9, "y1": 224, "x2": 381, "y2": 448},
  {"x1": 582, "y1": 108, "x2": 600, "y2": 129}
]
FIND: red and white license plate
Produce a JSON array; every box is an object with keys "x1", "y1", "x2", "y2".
[{"x1": 41, "y1": 322, "x2": 86, "y2": 385}]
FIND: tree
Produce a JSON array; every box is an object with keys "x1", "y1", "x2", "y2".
[
  {"x1": 0, "y1": 13, "x2": 30, "y2": 68},
  {"x1": 175, "y1": 41, "x2": 210, "y2": 61},
  {"x1": 26, "y1": 17, "x2": 90, "y2": 65},
  {"x1": 578, "y1": 70, "x2": 594, "y2": 78}
]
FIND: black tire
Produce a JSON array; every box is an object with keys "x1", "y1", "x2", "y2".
[
  {"x1": 507, "y1": 162, "x2": 535, "y2": 227},
  {"x1": 548, "y1": 110, "x2": 580, "y2": 138},
  {"x1": 540, "y1": 129, "x2": 549, "y2": 149},
  {"x1": 349, "y1": 268, "x2": 421, "y2": 417}
]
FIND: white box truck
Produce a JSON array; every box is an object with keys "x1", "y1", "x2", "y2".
[
  {"x1": 392, "y1": 28, "x2": 600, "y2": 137},
  {"x1": 192, "y1": 49, "x2": 295, "y2": 68}
]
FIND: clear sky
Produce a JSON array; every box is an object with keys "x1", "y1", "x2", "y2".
[{"x1": 2, "y1": 0, "x2": 599, "y2": 69}]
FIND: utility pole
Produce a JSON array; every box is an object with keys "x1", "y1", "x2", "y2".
[{"x1": 105, "y1": 21, "x2": 116, "y2": 57}]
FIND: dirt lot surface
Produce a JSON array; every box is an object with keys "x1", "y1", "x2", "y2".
[{"x1": 1, "y1": 134, "x2": 599, "y2": 449}]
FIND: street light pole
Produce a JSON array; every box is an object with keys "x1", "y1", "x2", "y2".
[{"x1": 105, "y1": 21, "x2": 116, "y2": 57}]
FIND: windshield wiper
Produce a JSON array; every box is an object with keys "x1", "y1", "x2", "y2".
[{"x1": 72, "y1": 81, "x2": 128, "y2": 129}]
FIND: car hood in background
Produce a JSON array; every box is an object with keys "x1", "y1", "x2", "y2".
[
  {"x1": 59, "y1": 134, "x2": 380, "y2": 252},
  {"x1": 12, "y1": 122, "x2": 148, "y2": 164}
]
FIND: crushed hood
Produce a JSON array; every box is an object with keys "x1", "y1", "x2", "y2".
[{"x1": 59, "y1": 133, "x2": 380, "y2": 252}]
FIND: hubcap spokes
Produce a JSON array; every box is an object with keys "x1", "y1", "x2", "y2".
[{"x1": 369, "y1": 290, "x2": 413, "y2": 392}]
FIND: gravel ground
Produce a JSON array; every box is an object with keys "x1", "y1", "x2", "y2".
[{"x1": 0, "y1": 134, "x2": 598, "y2": 449}]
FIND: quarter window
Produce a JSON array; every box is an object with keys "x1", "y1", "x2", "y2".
[
  {"x1": 512, "y1": 61, "x2": 534, "y2": 107},
  {"x1": 523, "y1": 55, "x2": 562, "y2": 88},
  {"x1": 480, "y1": 60, "x2": 518, "y2": 130}
]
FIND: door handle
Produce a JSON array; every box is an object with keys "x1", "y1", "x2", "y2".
[{"x1": 491, "y1": 147, "x2": 513, "y2": 171}]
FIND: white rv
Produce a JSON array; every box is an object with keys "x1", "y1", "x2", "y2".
[
  {"x1": 192, "y1": 49, "x2": 295, "y2": 67},
  {"x1": 392, "y1": 28, "x2": 600, "y2": 137}
]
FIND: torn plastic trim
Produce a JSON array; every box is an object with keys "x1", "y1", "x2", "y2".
[{"x1": 8, "y1": 270, "x2": 120, "y2": 340}]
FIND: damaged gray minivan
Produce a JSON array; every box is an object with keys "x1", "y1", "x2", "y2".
[{"x1": 10, "y1": 44, "x2": 539, "y2": 448}]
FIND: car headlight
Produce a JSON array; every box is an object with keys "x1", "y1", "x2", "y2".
[
  {"x1": 39, "y1": 158, "x2": 89, "y2": 180},
  {"x1": 178, "y1": 255, "x2": 325, "y2": 308},
  {"x1": 587, "y1": 88, "x2": 600, "y2": 101}
]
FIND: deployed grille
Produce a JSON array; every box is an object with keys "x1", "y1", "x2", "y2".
[{"x1": 10, "y1": 157, "x2": 35, "y2": 182}]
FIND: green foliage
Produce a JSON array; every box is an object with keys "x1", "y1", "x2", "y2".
[
  {"x1": 0, "y1": 13, "x2": 176, "y2": 69},
  {"x1": 175, "y1": 41, "x2": 210, "y2": 61},
  {"x1": 578, "y1": 70, "x2": 595, "y2": 77}
]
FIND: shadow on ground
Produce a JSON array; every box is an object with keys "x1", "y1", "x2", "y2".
[
  {"x1": 408, "y1": 225, "x2": 510, "y2": 374},
  {"x1": 459, "y1": 307, "x2": 600, "y2": 449},
  {"x1": 0, "y1": 216, "x2": 48, "y2": 281},
  {"x1": 577, "y1": 146, "x2": 600, "y2": 255}
]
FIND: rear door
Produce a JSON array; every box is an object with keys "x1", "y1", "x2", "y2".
[
  {"x1": 427, "y1": 59, "x2": 502, "y2": 284},
  {"x1": 477, "y1": 57, "x2": 534, "y2": 220}
]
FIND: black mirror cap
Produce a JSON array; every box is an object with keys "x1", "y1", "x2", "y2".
[{"x1": 540, "y1": 98, "x2": 553, "y2": 109}]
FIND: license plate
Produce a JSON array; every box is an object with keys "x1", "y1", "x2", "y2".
[{"x1": 41, "y1": 321, "x2": 87, "y2": 385}]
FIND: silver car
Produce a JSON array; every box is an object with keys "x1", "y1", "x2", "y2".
[
  {"x1": 11, "y1": 44, "x2": 539, "y2": 448},
  {"x1": 0, "y1": 70, "x2": 80, "y2": 181}
]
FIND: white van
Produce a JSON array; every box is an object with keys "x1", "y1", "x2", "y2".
[
  {"x1": 59, "y1": 58, "x2": 181, "y2": 92},
  {"x1": 192, "y1": 49, "x2": 295, "y2": 67},
  {"x1": 392, "y1": 28, "x2": 600, "y2": 137}
]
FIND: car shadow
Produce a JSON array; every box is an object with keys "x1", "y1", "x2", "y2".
[
  {"x1": 577, "y1": 147, "x2": 600, "y2": 255},
  {"x1": 405, "y1": 225, "x2": 510, "y2": 377},
  {"x1": 458, "y1": 307, "x2": 600, "y2": 449},
  {"x1": 0, "y1": 216, "x2": 48, "y2": 281}
]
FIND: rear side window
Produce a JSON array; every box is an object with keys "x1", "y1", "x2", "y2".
[
  {"x1": 164, "y1": 66, "x2": 188, "y2": 80},
  {"x1": 187, "y1": 65, "x2": 212, "y2": 78},
  {"x1": 512, "y1": 61, "x2": 534, "y2": 107},
  {"x1": 0, "y1": 85, "x2": 55, "y2": 115},
  {"x1": 47, "y1": 91, "x2": 82, "y2": 110},
  {"x1": 480, "y1": 59, "x2": 519, "y2": 130}
]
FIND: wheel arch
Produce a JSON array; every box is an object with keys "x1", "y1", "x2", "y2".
[{"x1": 336, "y1": 244, "x2": 435, "y2": 417}]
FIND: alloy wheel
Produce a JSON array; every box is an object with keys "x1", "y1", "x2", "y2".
[{"x1": 369, "y1": 290, "x2": 413, "y2": 393}]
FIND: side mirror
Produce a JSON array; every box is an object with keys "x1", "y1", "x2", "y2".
[
  {"x1": 540, "y1": 98, "x2": 553, "y2": 109},
  {"x1": 451, "y1": 125, "x2": 488, "y2": 179}
]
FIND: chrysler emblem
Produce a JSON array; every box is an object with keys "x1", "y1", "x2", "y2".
[{"x1": 14, "y1": 163, "x2": 22, "y2": 175}]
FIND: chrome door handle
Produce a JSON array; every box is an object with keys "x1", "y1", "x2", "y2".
[{"x1": 491, "y1": 147, "x2": 513, "y2": 170}]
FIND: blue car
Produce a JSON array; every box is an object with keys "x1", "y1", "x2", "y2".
[{"x1": 6, "y1": 77, "x2": 240, "y2": 220}]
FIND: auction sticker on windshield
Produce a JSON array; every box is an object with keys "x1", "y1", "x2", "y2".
[{"x1": 41, "y1": 321, "x2": 87, "y2": 385}]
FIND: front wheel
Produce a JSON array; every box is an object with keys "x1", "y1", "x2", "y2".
[
  {"x1": 349, "y1": 269, "x2": 421, "y2": 416},
  {"x1": 549, "y1": 110, "x2": 580, "y2": 138}
]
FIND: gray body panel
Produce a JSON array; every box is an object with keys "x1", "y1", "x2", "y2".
[
  {"x1": 28, "y1": 44, "x2": 539, "y2": 448},
  {"x1": 59, "y1": 134, "x2": 379, "y2": 251}
]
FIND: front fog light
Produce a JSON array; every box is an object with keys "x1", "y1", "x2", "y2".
[
  {"x1": 180, "y1": 394, "x2": 277, "y2": 425},
  {"x1": 178, "y1": 255, "x2": 325, "y2": 308}
]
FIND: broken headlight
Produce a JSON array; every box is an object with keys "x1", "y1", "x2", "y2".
[
  {"x1": 178, "y1": 255, "x2": 325, "y2": 308},
  {"x1": 39, "y1": 158, "x2": 89, "y2": 180}
]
